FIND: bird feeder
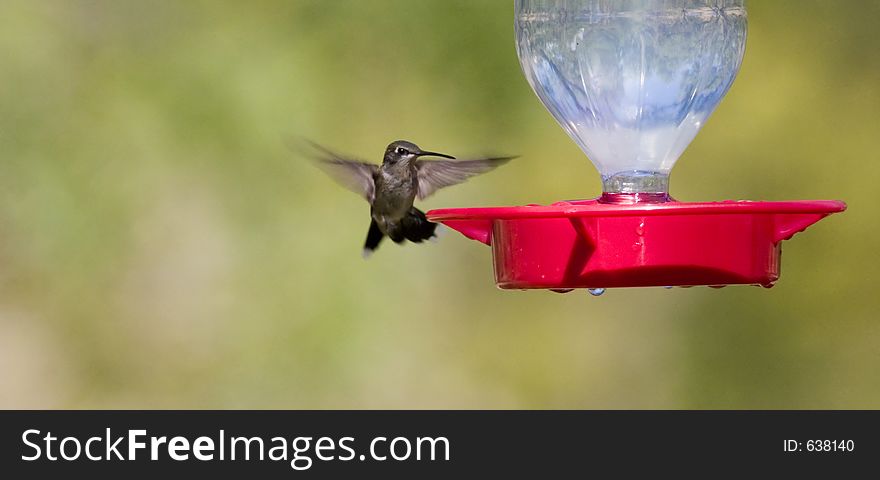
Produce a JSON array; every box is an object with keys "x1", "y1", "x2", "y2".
[{"x1": 427, "y1": 0, "x2": 845, "y2": 292}]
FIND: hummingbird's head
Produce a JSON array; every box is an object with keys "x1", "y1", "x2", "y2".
[{"x1": 383, "y1": 140, "x2": 455, "y2": 165}]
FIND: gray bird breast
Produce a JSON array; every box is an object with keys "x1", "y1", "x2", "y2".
[{"x1": 372, "y1": 166, "x2": 417, "y2": 220}]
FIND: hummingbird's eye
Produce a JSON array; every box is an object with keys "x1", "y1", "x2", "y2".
[{"x1": 396, "y1": 147, "x2": 407, "y2": 155}]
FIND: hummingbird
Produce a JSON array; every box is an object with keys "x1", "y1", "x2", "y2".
[{"x1": 304, "y1": 140, "x2": 514, "y2": 256}]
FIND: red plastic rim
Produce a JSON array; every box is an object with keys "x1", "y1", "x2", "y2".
[{"x1": 428, "y1": 199, "x2": 847, "y2": 221}]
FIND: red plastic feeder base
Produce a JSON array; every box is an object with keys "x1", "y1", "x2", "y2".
[{"x1": 427, "y1": 199, "x2": 846, "y2": 290}]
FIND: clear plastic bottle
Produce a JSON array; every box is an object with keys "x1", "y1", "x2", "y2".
[{"x1": 516, "y1": 0, "x2": 747, "y2": 200}]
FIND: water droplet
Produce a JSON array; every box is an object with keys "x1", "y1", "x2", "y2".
[
  {"x1": 636, "y1": 220, "x2": 646, "y2": 236},
  {"x1": 663, "y1": 286, "x2": 674, "y2": 289},
  {"x1": 550, "y1": 288, "x2": 574, "y2": 294},
  {"x1": 588, "y1": 288, "x2": 606, "y2": 296}
]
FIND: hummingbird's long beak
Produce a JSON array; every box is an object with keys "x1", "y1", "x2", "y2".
[{"x1": 416, "y1": 150, "x2": 455, "y2": 160}]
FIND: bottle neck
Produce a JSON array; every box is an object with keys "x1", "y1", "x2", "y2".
[{"x1": 600, "y1": 171, "x2": 671, "y2": 204}]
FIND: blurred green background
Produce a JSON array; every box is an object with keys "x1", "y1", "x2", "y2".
[{"x1": 0, "y1": 0, "x2": 877, "y2": 409}]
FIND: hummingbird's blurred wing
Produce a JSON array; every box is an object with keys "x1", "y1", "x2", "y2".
[
  {"x1": 303, "y1": 141, "x2": 378, "y2": 202},
  {"x1": 415, "y1": 156, "x2": 515, "y2": 200}
]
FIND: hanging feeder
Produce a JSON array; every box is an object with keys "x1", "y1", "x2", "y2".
[{"x1": 427, "y1": 0, "x2": 845, "y2": 291}]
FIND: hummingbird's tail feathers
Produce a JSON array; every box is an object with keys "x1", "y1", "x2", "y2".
[
  {"x1": 401, "y1": 207, "x2": 438, "y2": 244},
  {"x1": 363, "y1": 219, "x2": 385, "y2": 257}
]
